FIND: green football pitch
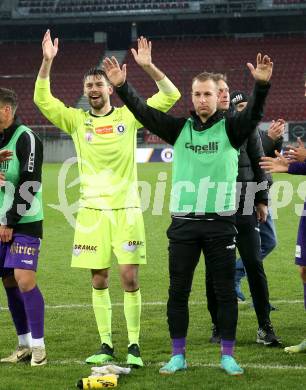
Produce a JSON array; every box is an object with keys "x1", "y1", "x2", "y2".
[{"x1": 0, "y1": 162, "x2": 306, "y2": 390}]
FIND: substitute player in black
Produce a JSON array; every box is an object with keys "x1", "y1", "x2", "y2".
[
  {"x1": 230, "y1": 91, "x2": 284, "y2": 303},
  {"x1": 103, "y1": 53, "x2": 272, "y2": 376},
  {"x1": 206, "y1": 77, "x2": 281, "y2": 347}
]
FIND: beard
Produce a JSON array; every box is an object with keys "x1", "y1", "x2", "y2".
[{"x1": 89, "y1": 96, "x2": 106, "y2": 110}]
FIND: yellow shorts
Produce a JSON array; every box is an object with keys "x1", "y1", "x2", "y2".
[{"x1": 71, "y1": 207, "x2": 146, "y2": 269}]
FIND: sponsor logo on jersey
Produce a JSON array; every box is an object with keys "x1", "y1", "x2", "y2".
[
  {"x1": 85, "y1": 131, "x2": 94, "y2": 142},
  {"x1": 122, "y1": 240, "x2": 144, "y2": 252},
  {"x1": 116, "y1": 124, "x2": 126, "y2": 135},
  {"x1": 28, "y1": 152, "x2": 35, "y2": 172},
  {"x1": 95, "y1": 125, "x2": 113, "y2": 135},
  {"x1": 84, "y1": 119, "x2": 93, "y2": 126},
  {"x1": 296, "y1": 244, "x2": 301, "y2": 258},
  {"x1": 10, "y1": 243, "x2": 37, "y2": 256},
  {"x1": 73, "y1": 244, "x2": 98, "y2": 256},
  {"x1": 21, "y1": 259, "x2": 33, "y2": 265},
  {"x1": 185, "y1": 142, "x2": 219, "y2": 154}
]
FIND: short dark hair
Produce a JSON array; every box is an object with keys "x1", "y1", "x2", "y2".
[
  {"x1": 211, "y1": 73, "x2": 228, "y2": 83},
  {"x1": 0, "y1": 87, "x2": 18, "y2": 114},
  {"x1": 83, "y1": 67, "x2": 110, "y2": 85}
]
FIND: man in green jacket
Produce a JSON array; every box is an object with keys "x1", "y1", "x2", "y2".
[{"x1": 103, "y1": 53, "x2": 273, "y2": 375}]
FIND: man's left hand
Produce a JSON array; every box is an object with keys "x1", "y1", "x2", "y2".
[
  {"x1": 247, "y1": 53, "x2": 273, "y2": 83},
  {"x1": 131, "y1": 36, "x2": 152, "y2": 68},
  {"x1": 0, "y1": 225, "x2": 13, "y2": 243}
]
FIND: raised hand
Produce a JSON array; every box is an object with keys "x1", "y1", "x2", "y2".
[
  {"x1": 267, "y1": 119, "x2": 285, "y2": 141},
  {"x1": 247, "y1": 53, "x2": 273, "y2": 83},
  {"x1": 0, "y1": 149, "x2": 13, "y2": 163},
  {"x1": 42, "y1": 29, "x2": 58, "y2": 61},
  {"x1": 102, "y1": 57, "x2": 126, "y2": 87},
  {"x1": 284, "y1": 137, "x2": 306, "y2": 163},
  {"x1": 259, "y1": 151, "x2": 289, "y2": 173},
  {"x1": 131, "y1": 36, "x2": 152, "y2": 68}
]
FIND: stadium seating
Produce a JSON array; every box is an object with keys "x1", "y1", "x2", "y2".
[
  {"x1": 273, "y1": 0, "x2": 306, "y2": 4},
  {"x1": 111, "y1": 36, "x2": 306, "y2": 123},
  {"x1": 1, "y1": 35, "x2": 305, "y2": 130},
  {"x1": 0, "y1": 41, "x2": 105, "y2": 125},
  {"x1": 17, "y1": 0, "x2": 189, "y2": 14}
]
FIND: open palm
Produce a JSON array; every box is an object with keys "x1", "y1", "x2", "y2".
[
  {"x1": 131, "y1": 36, "x2": 152, "y2": 67},
  {"x1": 103, "y1": 57, "x2": 126, "y2": 87},
  {"x1": 42, "y1": 29, "x2": 58, "y2": 61},
  {"x1": 247, "y1": 53, "x2": 273, "y2": 83}
]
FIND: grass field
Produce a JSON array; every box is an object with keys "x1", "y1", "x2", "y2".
[{"x1": 1, "y1": 162, "x2": 306, "y2": 390}]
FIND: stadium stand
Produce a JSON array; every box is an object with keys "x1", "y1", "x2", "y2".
[
  {"x1": 110, "y1": 35, "x2": 306, "y2": 123},
  {"x1": 273, "y1": 0, "x2": 306, "y2": 4},
  {"x1": 17, "y1": 0, "x2": 189, "y2": 14},
  {"x1": 0, "y1": 35, "x2": 304, "y2": 128},
  {"x1": 0, "y1": 41, "x2": 105, "y2": 125}
]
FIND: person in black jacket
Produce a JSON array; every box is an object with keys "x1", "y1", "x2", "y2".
[
  {"x1": 230, "y1": 91, "x2": 284, "y2": 303},
  {"x1": 0, "y1": 87, "x2": 46, "y2": 366},
  {"x1": 205, "y1": 76, "x2": 281, "y2": 347},
  {"x1": 103, "y1": 53, "x2": 272, "y2": 376}
]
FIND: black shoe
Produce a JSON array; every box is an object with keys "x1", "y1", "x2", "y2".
[
  {"x1": 209, "y1": 325, "x2": 221, "y2": 344},
  {"x1": 85, "y1": 343, "x2": 114, "y2": 364},
  {"x1": 256, "y1": 323, "x2": 282, "y2": 347},
  {"x1": 127, "y1": 344, "x2": 143, "y2": 367}
]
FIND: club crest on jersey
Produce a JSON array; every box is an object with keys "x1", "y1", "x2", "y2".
[{"x1": 116, "y1": 124, "x2": 126, "y2": 135}]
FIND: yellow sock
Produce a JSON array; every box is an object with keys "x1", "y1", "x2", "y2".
[
  {"x1": 124, "y1": 289, "x2": 141, "y2": 346},
  {"x1": 92, "y1": 287, "x2": 112, "y2": 348}
]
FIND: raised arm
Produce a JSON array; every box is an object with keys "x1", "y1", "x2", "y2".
[
  {"x1": 34, "y1": 30, "x2": 79, "y2": 134},
  {"x1": 130, "y1": 36, "x2": 181, "y2": 112},
  {"x1": 103, "y1": 57, "x2": 185, "y2": 145},
  {"x1": 226, "y1": 53, "x2": 272, "y2": 149},
  {"x1": 37, "y1": 29, "x2": 58, "y2": 79},
  {"x1": 131, "y1": 36, "x2": 165, "y2": 82}
]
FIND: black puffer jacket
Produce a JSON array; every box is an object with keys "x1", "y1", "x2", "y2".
[
  {"x1": 259, "y1": 130, "x2": 283, "y2": 186},
  {"x1": 237, "y1": 128, "x2": 269, "y2": 209}
]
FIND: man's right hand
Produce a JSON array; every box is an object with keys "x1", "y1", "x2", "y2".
[
  {"x1": 42, "y1": 29, "x2": 58, "y2": 61},
  {"x1": 103, "y1": 57, "x2": 127, "y2": 87}
]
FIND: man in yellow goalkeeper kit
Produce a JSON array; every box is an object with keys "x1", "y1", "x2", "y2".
[{"x1": 34, "y1": 29, "x2": 181, "y2": 367}]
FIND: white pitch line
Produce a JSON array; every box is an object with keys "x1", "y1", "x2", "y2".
[
  {"x1": 50, "y1": 360, "x2": 306, "y2": 371},
  {"x1": 0, "y1": 299, "x2": 303, "y2": 310}
]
